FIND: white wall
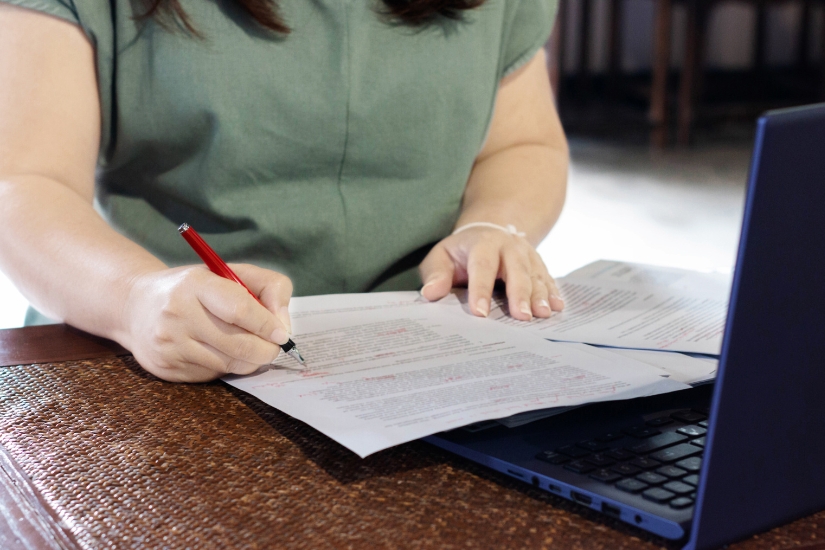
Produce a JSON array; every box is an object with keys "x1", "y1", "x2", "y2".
[
  {"x1": 0, "y1": 272, "x2": 28, "y2": 329},
  {"x1": 559, "y1": 0, "x2": 824, "y2": 73}
]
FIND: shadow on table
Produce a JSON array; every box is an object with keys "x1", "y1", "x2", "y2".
[{"x1": 224, "y1": 383, "x2": 683, "y2": 549}]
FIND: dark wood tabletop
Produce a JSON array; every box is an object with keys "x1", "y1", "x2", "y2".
[{"x1": 0, "y1": 324, "x2": 823, "y2": 550}]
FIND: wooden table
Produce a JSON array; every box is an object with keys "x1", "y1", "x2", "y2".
[{"x1": 1, "y1": 325, "x2": 823, "y2": 549}]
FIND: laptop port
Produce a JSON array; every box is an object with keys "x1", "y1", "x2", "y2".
[
  {"x1": 570, "y1": 491, "x2": 592, "y2": 506},
  {"x1": 548, "y1": 484, "x2": 562, "y2": 494},
  {"x1": 506, "y1": 469, "x2": 524, "y2": 478},
  {"x1": 601, "y1": 502, "x2": 621, "y2": 518},
  {"x1": 531, "y1": 476, "x2": 539, "y2": 487}
]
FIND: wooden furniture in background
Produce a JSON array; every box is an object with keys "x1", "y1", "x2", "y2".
[
  {"x1": 671, "y1": 0, "x2": 825, "y2": 145},
  {"x1": 549, "y1": 0, "x2": 825, "y2": 147}
]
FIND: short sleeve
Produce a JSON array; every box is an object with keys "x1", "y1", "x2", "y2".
[
  {"x1": 0, "y1": 0, "x2": 79, "y2": 26},
  {"x1": 499, "y1": 0, "x2": 558, "y2": 78}
]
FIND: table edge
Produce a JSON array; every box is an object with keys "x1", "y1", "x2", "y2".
[{"x1": 0, "y1": 325, "x2": 128, "y2": 368}]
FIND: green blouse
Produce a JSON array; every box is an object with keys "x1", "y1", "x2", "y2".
[{"x1": 8, "y1": 0, "x2": 556, "y2": 301}]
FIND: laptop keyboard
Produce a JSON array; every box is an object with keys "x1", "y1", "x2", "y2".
[{"x1": 536, "y1": 409, "x2": 709, "y2": 510}]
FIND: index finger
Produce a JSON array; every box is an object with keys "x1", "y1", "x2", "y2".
[
  {"x1": 196, "y1": 275, "x2": 289, "y2": 345},
  {"x1": 231, "y1": 264, "x2": 294, "y2": 334}
]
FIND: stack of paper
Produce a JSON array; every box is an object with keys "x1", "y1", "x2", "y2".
[
  {"x1": 485, "y1": 262, "x2": 726, "y2": 354},
  {"x1": 224, "y1": 261, "x2": 730, "y2": 457}
]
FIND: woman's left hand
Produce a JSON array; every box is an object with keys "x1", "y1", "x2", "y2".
[{"x1": 418, "y1": 226, "x2": 565, "y2": 321}]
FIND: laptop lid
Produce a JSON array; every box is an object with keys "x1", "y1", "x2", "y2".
[{"x1": 687, "y1": 103, "x2": 825, "y2": 549}]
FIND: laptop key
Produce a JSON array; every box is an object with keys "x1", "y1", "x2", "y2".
[
  {"x1": 584, "y1": 453, "x2": 615, "y2": 468},
  {"x1": 645, "y1": 417, "x2": 674, "y2": 427},
  {"x1": 589, "y1": 469, "x2": 622, "y2": 483},
  {"x1": 656, "y1": 466, "x2": 688, "y2": 479},
  {"x1": 611, "y1": 463, "x2": 642, "y2": 476},
  {"x1": 630, "y1": 457, "x2": 661, "y2": 470},
  {"x1": 623, "y1": 426, "x2": 662, "y2": 439},
  {"x1": 642, "y1": 487, "x2": 676, "y2": 504},
  {"x1": 671, "y1": 410, "x2": 707, "y2": 423},
  {"x1": 626, "y1": 432, "x2": 688, "y2": 454},
  {"x1": 698, "y1": 420, "x2": 709, "y2": 428},
  {"x1": 606, "y1": 448, "x2": 635, "y2": 461},
  {"x1": 683, "y1": 474, "x2": 699, "y2": 486},
  {"x1": 670, "y1": 497, "x2": 694, "y2": 509},
  {"x1": 564, "y1": 460, "x2": 595, "y2": 474},
  {"x1": 616, "y1": 478, "x2": 649, "y2": 493},
  {"x1": 556, "y1": 445, "x2": 590, "y2": 458},
  {"x1": 677, "y1": 425, "x2": 707, "y2": 437},
  {"x1": 636, "y1": 472, "x2": 667, "y2": 485},
  {"x1": 577, "y1": 440, "x2": 610, "y2": 452},
  {"x1": 595, "y1": 431, "x2": 625, "y2": 442},
  {"x1": 690, "y1": 437, "x2": 706, "y2": 448},
  {"x1": 675, "y1": 456, "x2": 703, "y2": 473},
  {"x1": 536, "y1": 451, "x2": 569, "y2": 465},
  {"x1": 663, "y1": 481, "x2": 694, "y2": 495},
  {"x1": 650, "y1": 443, "x2": 701, "y2": 463}
]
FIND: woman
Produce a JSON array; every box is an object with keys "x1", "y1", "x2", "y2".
[{"x1": 0, "y1": 0, "x2": 568, "y2": 382}]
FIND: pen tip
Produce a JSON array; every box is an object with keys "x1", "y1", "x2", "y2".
[{"x1": 287, "y1": 348, "x2": 306, "y2": 366}]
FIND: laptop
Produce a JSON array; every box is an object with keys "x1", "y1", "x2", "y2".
[{"x1": 425, "y1": 103, "x2": 825, "y2": 549}]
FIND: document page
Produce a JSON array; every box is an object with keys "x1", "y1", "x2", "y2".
[
  {"x1": 286, "y1": 291, "x2": 426, "y2": 319},
  {"x1": 485, "y1": 279, "x2": 727, "y2": 355},
  {"x1": 565, "y1": 260, "x2": 731, "y2": 298},
  {"x1": 601, "y1": 348, "x2": 717, "y2": 385},
  {"x1": 224, "y1": 298, "x2": 689, "y2": 457},
  {"x1": 493, "y1": 342, "x2": 687, "y2": 428},
  {"x1": 454, "y1": 346, "x2": 715, "y2": 429}
]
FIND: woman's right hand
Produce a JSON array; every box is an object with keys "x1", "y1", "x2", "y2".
[
  {"x1": 121, "y1": 264, "x2": 294, "y2": 383},
  {"x1": 0, "y1": 6, "x2": 293, "y2": 383}
]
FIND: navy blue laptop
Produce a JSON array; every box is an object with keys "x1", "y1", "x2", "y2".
[{"x1": 426, "y1": 103, "x2": 825, "y2": 548}]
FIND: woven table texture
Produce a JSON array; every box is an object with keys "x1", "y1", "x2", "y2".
[{"x1": 0, "y1": 357, "x2": 822, "y2": 549}]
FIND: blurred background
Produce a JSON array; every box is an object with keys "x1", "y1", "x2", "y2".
[{"x1": 1, "y1": 1, "x2": 822, "y2": 328}]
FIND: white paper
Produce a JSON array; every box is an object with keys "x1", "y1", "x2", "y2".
[
  {"x1": 565, "y1": 260, "x2": 732, "y2": 298},
  {"x1": 486, "y1": 279, "x2": 727, "y2": 355},
  {"x1": 286, "y1": 291, "x2": 426, "y2": 319},
  {"x1": 493, "y1": 345, "x2": 716, "y2": 427},
  {"x1": 224, "y1": 297, "x2": 689, "y2": 457},
  {"x1": 494, "y1": 342, "x2": 676, "y2": 428},
  {"x1": 599, "y1": 347, "x2": 718, "y2": 385}
]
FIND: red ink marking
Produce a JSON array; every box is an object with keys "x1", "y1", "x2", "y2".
[
  {"x1": 299, "y1": 371, "x2": 328, "y2": 378},
  {"x1": 376, "y1": 328, "x2": 408, "y2": 337}
]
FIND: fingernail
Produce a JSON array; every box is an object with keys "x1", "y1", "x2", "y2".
[
  {"x1": 278, "y1": 306, "x2": 292, "y2": 335},
  {"x1": 476, "y1": 298, "x2": 489, "y2": 318},
  {"x1": 538, "y1": 299, "x2": 550, "y2": 310},
  {"x1": 269, "y1": 328, "x2": 289, "y2": 345},
  {"x1": 420, "y1": 281, "x2": 435, "y2": 298},
  {"x1": 519, "y1": 301, "x2": 533, "y2": 320},
  {"x1": 551, "y1": 295, "x2": 565, "y2": 308}
]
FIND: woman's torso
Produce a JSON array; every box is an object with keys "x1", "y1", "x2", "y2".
[{"x1": 7, "y1": 0, "x2": 556, "y2": 297}]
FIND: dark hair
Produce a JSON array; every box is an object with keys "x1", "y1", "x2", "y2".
[{"x1": 141, "y1": 0, "x2": 486, "y2": 35}]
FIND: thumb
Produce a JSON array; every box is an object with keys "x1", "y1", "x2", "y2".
[{"x1": 419, "y1": 246, "x2": 455, "y2": 302}]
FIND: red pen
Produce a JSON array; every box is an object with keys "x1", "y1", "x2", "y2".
[{"x1": 178, "y1": 223, "x2": 306, "y2": 366}]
